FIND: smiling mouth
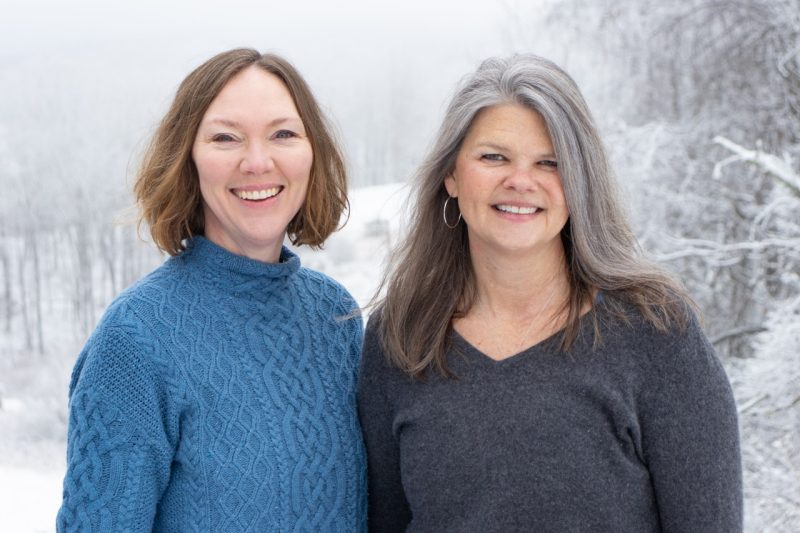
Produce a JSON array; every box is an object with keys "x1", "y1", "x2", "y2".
[
  {"x1": 494, "y1": 204, "x2": 540, "y2": 215},
  {"x1": 233, "y1": 186, "x2": 283, "y2": 201}
]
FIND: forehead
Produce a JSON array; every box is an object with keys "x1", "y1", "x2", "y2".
[
  {"x1": 465, "y1": 103, "x2": 551, "y2": 145},
  {"x1": 204, "y1": 66, "x2": 300, "y2": 118}
]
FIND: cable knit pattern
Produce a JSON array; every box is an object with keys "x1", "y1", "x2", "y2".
[{"x1": 57, "y1": 236, "x2": 367, "y2": 532}]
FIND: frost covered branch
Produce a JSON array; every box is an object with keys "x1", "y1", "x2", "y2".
[
  {"x1": 737, "y1": 393, "x2": 767, "y2": 414},
  {"x1": 713, "y1": 135, "x2": 800, "y2": 196},
  {"x1": 653, "y1": 236, "x2": 800, "y2": 263},
  {"x1": 710, "y1": 325, "x2": 768, "y2": 346}
]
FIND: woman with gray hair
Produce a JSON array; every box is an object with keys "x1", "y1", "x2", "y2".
[{"x1": 358, "y1": 55, "x2": 742, "y2": 532}]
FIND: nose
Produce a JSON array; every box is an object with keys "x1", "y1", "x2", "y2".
[
  {"x1": 503, "y1": 164, "x2": 537, "y2": 192},
  {"x1": 240, "y1": 141, "x2": 275, "y2": 175}
]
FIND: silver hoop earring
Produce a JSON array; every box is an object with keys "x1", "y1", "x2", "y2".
[{"x1": 443, "y1": 196, "x2": 462, "y2": 229}]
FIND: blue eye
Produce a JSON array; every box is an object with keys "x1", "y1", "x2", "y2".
[
  {"x1": 274, "y1": 130, "x2": 298, "y2": 140},
  {"x1": 211, "y1": 133, "x2": 236, "y2": 143},
  {"x1": 482, "y1": 153, "x2": 506, "y2": 162}
]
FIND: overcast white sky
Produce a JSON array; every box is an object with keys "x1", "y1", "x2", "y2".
[
  {"x1": 2, "y1": 0, "x2": 632, "y2": 199},
  {"x1": 0, "y1": 0, "x2": 518, "y2": 91},
  {"x1": 2, "y1": 0, "x2": 558, "y2": 189}
]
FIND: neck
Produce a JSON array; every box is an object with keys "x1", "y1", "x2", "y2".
[{"x1": 468, "y1": 241, "x2": 571, "y2": 321}]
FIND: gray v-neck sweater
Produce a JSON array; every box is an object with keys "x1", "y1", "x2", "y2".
[{"x1": 357, "y1": 297, "x2": 742, "y2": 532}]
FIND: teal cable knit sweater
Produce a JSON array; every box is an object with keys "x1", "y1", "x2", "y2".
[{"x1": 57, "y1": 237, "x2": 366, "y2": 532}]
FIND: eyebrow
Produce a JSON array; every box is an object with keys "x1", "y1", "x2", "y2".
[
  {"x1": 202, "y1": 116, "x2": 302, "y2": 128},
  {"x1": 474, "y1": 142, "x2": 556, "y2": 159}
]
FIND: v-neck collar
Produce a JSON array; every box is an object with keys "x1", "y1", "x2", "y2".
[{"x1": 450, "y1": 291, "x2": 605, "y2": 367}]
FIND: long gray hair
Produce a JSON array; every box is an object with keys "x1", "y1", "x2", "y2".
[{"x1": 376, "y1": 54, "x2": 690, "y2": 378}]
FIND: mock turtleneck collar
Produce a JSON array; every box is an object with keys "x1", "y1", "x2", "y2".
[{"x1": 180, "y1": 236, "x2": 301, "y2": 286}]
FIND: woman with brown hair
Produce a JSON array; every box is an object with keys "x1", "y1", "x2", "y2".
[
  {"x1": 358, "y1": 55, "x2": 742, "y2": 532},
  {"x1": 58, "y1": 48, "x2": 365, "y2": 531}
]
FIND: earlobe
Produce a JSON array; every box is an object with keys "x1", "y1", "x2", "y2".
[{"x1": 444, "y1": 173, "x2": 458, "y2": 197}]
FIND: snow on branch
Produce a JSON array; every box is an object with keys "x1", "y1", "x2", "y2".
[
  {"x1": 653, "y1": 236, "x2": 800, "y2": 263},
  {"x1": 711, "y1": 325, "x2": 768, "y2": 346},
  {"x1": 713, "y1": 136, "x2": 800, "y2": 196}
]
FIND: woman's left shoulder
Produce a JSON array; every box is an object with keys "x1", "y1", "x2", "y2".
[
  {"x1": 600, "y1": 296, "x2": 719, "y2": 372},
  {"x1": 296, "y1": 267, "x2": 362, "y2": 318},
  {"x1": 653, "y1": 304, "x2": 714, "y2": 362},
  {"x1": 616, "y1": 301, "x2": 728, "y2": 389}
]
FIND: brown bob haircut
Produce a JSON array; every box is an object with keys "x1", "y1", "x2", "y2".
[{"x1": 134, "y1": 48, "x2": 348, "y2": 256}]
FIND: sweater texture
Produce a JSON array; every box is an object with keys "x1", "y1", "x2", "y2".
[
  {"x1": 58, "y1": 236, "x2": 367, "y2": 532},
  {"x1": 358, "y1": 296, "x2": 742, "y2": 532}
]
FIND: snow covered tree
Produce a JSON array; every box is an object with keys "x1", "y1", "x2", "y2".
[{"x1": 507, "y1": 0, "x2": 800, "y2": 528}]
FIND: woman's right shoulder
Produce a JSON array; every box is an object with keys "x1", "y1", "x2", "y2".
[
  {"x1": 361, "y1": 309, "x2": 403, "y2": 377},
  {"x1": 363, "y1": 308, "x2": 385, "y2": 349},
  {"x1": 72, "y1": 260, "x2": 186, "y2": 386},
  {"x1": 99, "y1": 257, "x2": 186, "y2": 325}
]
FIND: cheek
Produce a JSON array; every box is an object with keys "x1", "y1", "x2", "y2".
[
  {"x1": 460, "y1": 172, "x2": 492, "y2": 202},
  {"x1": 449, "y1": 162, "x2": 488, "y2": 200},
  {"x1": 297, "y1": 149, "x2": 314, "y2": 181},
  {"x1": 197, "y1": 181, "x2": 218, "y2": 217},
  {"x1": 278, "y1": 144, "x2": 314, "y2": 181},
  {"x1": 544, "y1": 176, "x2": 567, "y2": 206},
  {"x1": 194, "y1": 159, "x2": 229, "y2": 213},
  {"x1": 194, "y1": 151, "x2": 228, "y2": 187}
]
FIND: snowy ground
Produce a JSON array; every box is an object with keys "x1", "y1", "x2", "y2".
[
  {"x1": 0, "y1": 465, "x2": 64, "y2": 533},
  {"x1": 0, "y1": 182, "x2": 409, "y2": 532}
]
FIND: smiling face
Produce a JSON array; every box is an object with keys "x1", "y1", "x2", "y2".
[
  {"x1": 192, "y1": 66, "x2": 313, "y2": 263},
  {"x1": 444, "y1": 103, "x2": 569, "y2": 262}
]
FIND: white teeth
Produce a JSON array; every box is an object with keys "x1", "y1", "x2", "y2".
[
  {"x1": 236, "y1": 187, "x2": 281, "y2": 200},
  {"x1": 496, "y1": 204, "x2": 538, "y2": 214}
]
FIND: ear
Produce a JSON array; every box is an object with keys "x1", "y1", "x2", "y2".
[{"x1": 444, "y1": 172, "x2": 458, "y2": 198}]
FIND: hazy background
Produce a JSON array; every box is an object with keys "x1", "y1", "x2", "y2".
[{"x1": 1, "y1": 0, "x2": 798, "y2": 531}]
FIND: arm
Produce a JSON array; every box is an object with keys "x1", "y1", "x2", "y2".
[
  {"x1": 57, "y1": 324, "x2": 179, "y2": 532},
  {"x1": 639, "y1": 317, "x2": 743, "y2": 532},
  {"x1": 357, "y1": 316, "x2": 412, "y2": 532}
]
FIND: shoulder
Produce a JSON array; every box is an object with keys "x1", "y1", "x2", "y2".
[
  {"x1": 288, "y1": 268, "x2": 364, "y2": 355},
  {"x1": 98, "y1": 254, "x2": 209, "y2": 335},
  {"x1": 360, "y1": 310, "x2": 395, "y2": 375},
  {"x1": 596, "y1": 293, "x2": 701, "y2": 354},
  {"x1": 296, "y1": 266, "x2": 355, "y2": 299},
  {"x1": 69, "y1": 307, "x2": 166, "y2": 410},
  {"x1": 597, "y1": 296, "x2": 731, "y2": 401},
  {"x1": 295, "y1": 266, "x2": 361, "y2": 315},
  {"x1": 363, "y1": 309, "x2": 384, "y2": 348},
  {"x1": 69, "y1": 260, "x2": 188, "y2": 397},
  {"x1": 358, "y1": 310, "x2": 412, "y2": 409},
  {"x1": 647, "y1": 311, "x2": 726, "y2": 390},
  {"x1": 119, "y1": 255, "x2": 189, "y2": 299}
]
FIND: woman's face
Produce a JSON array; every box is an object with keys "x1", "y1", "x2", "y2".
[
  {"x1": 192, "y1": 66, "x2": 313, "y2": 263},
  {"x1": 445, "y1": 103, "x2": 569, "y2": 262}
]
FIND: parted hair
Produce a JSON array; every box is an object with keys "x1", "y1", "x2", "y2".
[
  {"x1": 134, "y1": 48, "x2": 348, "y2": 255},
  {"x1": 376, "y1": 54, "x2": 692, "y2": 378}
]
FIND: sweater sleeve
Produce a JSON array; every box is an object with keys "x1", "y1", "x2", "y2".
[
  {"x1": 57, "y1": 322, "x2": 181, "y2": 532},
  {"x1": 638, "y1": 316, "x2": 743, "y2": 532},
  {"x1": 357, "y1": 316, "x2": 412, "y2": 532}
]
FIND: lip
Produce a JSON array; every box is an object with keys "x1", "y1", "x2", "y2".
[
  {"x1": 230, "y1": 183, "x2": 284, "y2": 192},
  {"x1": 492, "y1": 202, "x2": 542, "y2": 217},
  {"x1": 230, "y1": 184, "x2": 284, "y2": 203},
  {"x1": 492, "y1": 200, "x2": 541, "y2": 208}
]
